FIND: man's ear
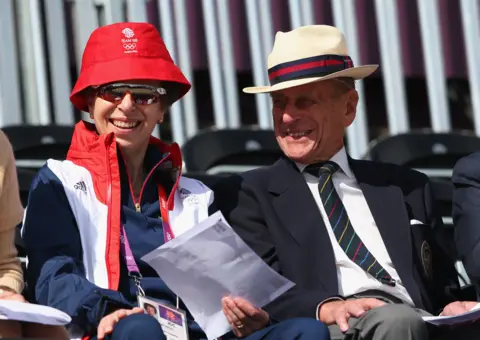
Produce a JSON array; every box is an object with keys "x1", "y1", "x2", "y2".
[{"x1": 344, "y1": 90, "x2": 358, "y2": 127}]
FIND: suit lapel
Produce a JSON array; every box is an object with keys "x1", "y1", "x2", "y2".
[
  {"x1": 268, "y1": 157, "x2": 338, "y2": 292},
  {"x1": 350, "y1": 159, "x2": 424, "y2": 308}
]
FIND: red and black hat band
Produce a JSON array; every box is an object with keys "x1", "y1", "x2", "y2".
[{"x1": 268, "y1": 55, "x2": 354, "y2": 86}]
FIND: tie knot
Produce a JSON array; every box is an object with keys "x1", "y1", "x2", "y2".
[{"x1": 305, "y1": 161, "x2": 340, "y2": 178}]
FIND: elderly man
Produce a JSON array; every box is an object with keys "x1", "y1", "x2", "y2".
[{"x1": 212, "y1": 25, "x2": 476, "y2": 340}]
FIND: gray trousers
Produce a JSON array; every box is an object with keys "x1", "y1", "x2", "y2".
[
  {"x1": 328, "y1": 304, "x2": 429, "y2": 340},
  {"x1": 328, "y1": 293, "x2": 480, "y2": 340}
]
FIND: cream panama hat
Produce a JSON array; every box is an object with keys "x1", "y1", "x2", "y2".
[{"x1": 243, "y1": 25, "x2": 379, "y2": 94}]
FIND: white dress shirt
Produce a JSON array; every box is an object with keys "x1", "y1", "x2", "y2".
[{"x1": 297, "y1": 147, "x2": 414, "y2": 306}]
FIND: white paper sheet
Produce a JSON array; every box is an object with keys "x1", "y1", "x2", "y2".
[
  {"x1": 422, "y1": 303, "x2": 480, "y2": 326},
  {"x1": 0, "y1": 300, "x2": 71, "y2": 325},
  {"x1": 141, "y1": 211, "x2": 295, "y2": 340}
]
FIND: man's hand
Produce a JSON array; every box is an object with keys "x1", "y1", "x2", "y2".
[
  {"x1": 222, "y1": 296, "x2": 269, "y2": 338},
  {"x1": 319, "y1": 298, "x2": 385, "y2": 332},
  {"x1": 440, "y1": 301, "x2": 479, "y2": 317},
  {"x1": 97, "y1": 307, "x2": 144, "y2": 340}
]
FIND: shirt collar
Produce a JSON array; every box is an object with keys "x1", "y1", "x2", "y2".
[{"x1": 296, "y1": 146, "x2": 354, "y2": 179}]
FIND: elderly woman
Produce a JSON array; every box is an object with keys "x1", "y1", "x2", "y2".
[
  {"x1": 22, "y1": 22, "x2": 329, "y2": 340},
  {"x1": 0, "y1": 130, "x2": 68, "y2": 339}
]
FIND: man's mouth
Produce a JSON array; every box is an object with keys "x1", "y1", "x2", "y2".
[{"x1": 285, "y1": 129, "x2": 313, "y2": 138}]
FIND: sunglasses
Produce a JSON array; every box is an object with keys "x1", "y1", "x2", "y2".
[{"x1": 95, "y1": 83, "x2": 167, "y2": 105}]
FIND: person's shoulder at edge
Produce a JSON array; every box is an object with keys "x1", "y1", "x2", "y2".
[
  {"x1": 0, "y1": 129, "x2": 11, "y2": 145},
  {"x1": 0, "y1": 129, "x2": 15, "y2": 165},
  {"x1": 452, "y1": 150, "x2": 480, "y2": 181}
]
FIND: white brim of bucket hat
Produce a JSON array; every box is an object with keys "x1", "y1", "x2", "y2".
[{"x1": 243, "y1": 65, "x2": 379, "y2": 94}]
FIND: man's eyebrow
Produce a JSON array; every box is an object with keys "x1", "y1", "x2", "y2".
[
  {"x1": 270, "y1": 95, "x2": 288, "y2": 103},
  {"x1": 270, "y1": 94, "x2": 316, "y2": 101},
  {"x1": 269, "y1": 93, "x2": 284, "y2": 99}
]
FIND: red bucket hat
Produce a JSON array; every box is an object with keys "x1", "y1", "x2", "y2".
[{"x1": 70, "y1": 22, "x2": 191, "y2": 112}]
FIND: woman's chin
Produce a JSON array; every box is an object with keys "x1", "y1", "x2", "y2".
[
  {"x1": 115, "y1": 137, "x2": 137, "y2": 149},
  {"x1": 115, "y1": 134, "x2": 151, "y2": 152}
]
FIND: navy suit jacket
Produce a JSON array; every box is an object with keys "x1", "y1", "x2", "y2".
[
  {"x1": 212, "y1": 156, "x2": 460, "y2": 320},
  {"x1": 453, "y1": 151, "x2": 480, "y2": 290}
]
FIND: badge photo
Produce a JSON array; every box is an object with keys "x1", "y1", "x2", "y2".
[{"x1": 137, "y1": 296, "x2": 189, "y2": 340}]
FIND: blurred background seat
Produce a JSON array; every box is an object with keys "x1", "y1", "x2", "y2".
[
  {"x1": 15, "y1": 168, "x2": 36, "y2": 265},
  {"x1": 430, "y1": 178, "x2": 456, "y2": 227},
  {"x1": 182, "y1": 128, "x2": 282, "y2": 175},
  {"x1": 17, "y1": 167, "x2": 37, "y2": 207},
  {"x1": 182, "y1": 172, "x2": 229, "y2": 188},
  {"x1": 3, "y1": 125, "x2": 74, "y2": 171},
  {"x1": 365, "y1": 132, "x2": 480, "y2": 180}
]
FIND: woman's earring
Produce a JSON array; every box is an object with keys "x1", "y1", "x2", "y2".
[{"x1": 158, "y1": 120, "x2": 163, "y2": 124}]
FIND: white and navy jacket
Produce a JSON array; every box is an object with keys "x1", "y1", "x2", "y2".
[{"x1": 22, "y1": 121, "x2": 213, "y2": 338}]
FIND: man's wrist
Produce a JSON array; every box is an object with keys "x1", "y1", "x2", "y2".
[
  {"x1": 265, "y1": 313, "x2": 278, "y2": 326},
  {"x1": 316, "y1": 296, "x2": 344, "y2": 320}
]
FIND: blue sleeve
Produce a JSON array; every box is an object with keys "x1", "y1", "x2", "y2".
[
  {"x1": 22, "y1": 165, "x2": 133, "y2": 334},
  {"x1": 453, "y1": 152, "x2": 480, "y2": 286}
]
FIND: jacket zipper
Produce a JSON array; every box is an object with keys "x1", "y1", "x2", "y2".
[
  {"x1": 105, "y1": 136, "x2": 114, "y2": 289},
  {"x1": 120, "y1": 150, "x2": 171, "y2": 213}
]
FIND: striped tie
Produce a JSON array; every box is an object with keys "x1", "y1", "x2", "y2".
[{"x1": 305, "y1": 161, "x2": 396, "y2": 286}]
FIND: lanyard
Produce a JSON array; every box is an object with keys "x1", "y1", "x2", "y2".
[
  {"x1": 120, "y1": 227, "x2": 145, "y2": 296},
  {"x1": 158, "y1": 185, "x2": 174, "y2": 243},
  {"x1": 120, "y1": 184, "x2": 175, "y2": 297}
]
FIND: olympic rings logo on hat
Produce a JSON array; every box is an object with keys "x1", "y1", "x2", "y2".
[{"x1": 123, "y1": 43, "x2": 136, "y2": 50}]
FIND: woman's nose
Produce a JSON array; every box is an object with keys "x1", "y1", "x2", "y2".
[{"x1": 117, "y1": 93, "x2": 136, "y2": 112}]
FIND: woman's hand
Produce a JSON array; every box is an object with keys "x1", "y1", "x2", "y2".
[
  {"x1": 0, "y1": 288, "x2": 25, "y2": 302},
  {"x1": 221, "y1": 296, "x2": 269, "y2": 338},
  {"x1": 97, "y1": 307, "x2": 144, "y2": 340}
]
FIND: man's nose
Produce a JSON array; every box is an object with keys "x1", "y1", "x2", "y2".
[{"x1": 282, "y1": 104, "x2": 302, "y2": 124}]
